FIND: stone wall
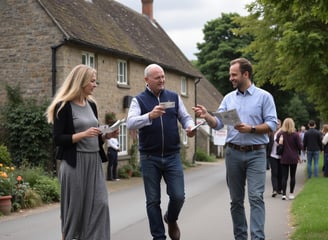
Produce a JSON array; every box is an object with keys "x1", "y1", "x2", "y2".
[
  {"x1": 0, "y1": 0, "x2": 63, "y2": 104},
  {"x1": 0, "y1": 0, "x2": 196, "y2": 162}
]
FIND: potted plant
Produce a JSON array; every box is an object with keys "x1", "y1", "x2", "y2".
[
  {"x1": 0, "y1": 163, "x2": 15, "y2": 215},
  {"x1": 105, "y1": 112, "x2": 117, "y2": 125},
  {"x1": 118, "y1": 164, "x2": 133, "y2": 179}
]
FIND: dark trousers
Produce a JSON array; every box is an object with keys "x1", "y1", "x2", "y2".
[
  {"x1": 269, "y1": 156, "x2": 282, "y2": 193},
  {"x1": 281, "y1": 164, "x2": 297, "y2": 195},
  {"x1": 324, "y1": 152, "x2": 328, "y2": 177},
  {"x1": 107, "y1": 147, "x2": 118, "y2": 180}
]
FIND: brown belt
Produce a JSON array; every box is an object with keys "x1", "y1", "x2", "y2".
[{"x1": 227, "y1": 142, "x2": 266, "y2": 152}]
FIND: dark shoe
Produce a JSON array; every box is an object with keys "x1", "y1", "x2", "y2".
[{"x1": 164, "y1": 215, "x2": 180, "y2": 240}]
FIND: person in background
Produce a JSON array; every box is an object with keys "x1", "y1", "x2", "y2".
[
  {"x1": 321, "y1": 124, "x2": 328, "y2": 177},
  {"x1": 299, "y1": 125, "x2": 307, "y2": 162},
  {"x1": 303, "y1": 120, "x2": 322, "y2": 178},
  {"x1": 107, "y1": 130, "x2": 120, "y2": 181},
  {"x1": 126, "y1": 64, "x2": 195, "y2": 240},
  {"x1": 268, "y1": 119, "x2": 282, "y2": 197},
  {"x1": 276, "y1": 118, "x2": 302, "y2": 200},
  {"x1": 46, "y1": 64, "x2": 116, "y2": 240},
  {"x1": 193, "y1": 58, "x2": 277, "y2": 240}
]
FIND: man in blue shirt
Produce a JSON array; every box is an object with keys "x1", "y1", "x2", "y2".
[
  {"x1": 126, "y1": 64, "x2": 195, "y2": 240},
  {"x1": 193, "y1": 58, "x2": 277, "y2": 240}
]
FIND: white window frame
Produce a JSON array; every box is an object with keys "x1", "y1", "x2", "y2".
[
  {"x1": 82, "y1": 52, "x2": 95, "y2": 68},
  {"x1": 181, "y1": 77, "x2": 187, "y2": 95},
  {"x1": 118, "y1": 124, "x2": 128, "y2": 155},
  {"x1": 117, "y1": 60, "x2": 128, "y2": 85},
  {"x1": 182, "y1": 129, "x2": 188, "y2": 145}
]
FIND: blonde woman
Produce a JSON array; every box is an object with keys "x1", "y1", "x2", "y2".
[
  {"x1": 46, "y1": 64, "x2": 116, "y2": 240},
  {"x1": 321, "y1": 124, "x2": 328, "y2": 177},
  {"x1": 276, "y1": 118, "x2": 302, "y2": 200}
]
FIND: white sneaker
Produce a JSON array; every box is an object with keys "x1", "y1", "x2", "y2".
[
  {"x1": 289, "y1": 194, "x2": 295, "y2": 200},
  {"x1": 282, "y1": 195, "x2": 287, "y2": 200}
]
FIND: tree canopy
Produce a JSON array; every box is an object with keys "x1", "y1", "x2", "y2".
[
  {"x1": 235, "y1": 0, "x2": 328, "y2": 120},
  {"x1": 196, "y1": 13, "x2": 253, "y2": 95}
]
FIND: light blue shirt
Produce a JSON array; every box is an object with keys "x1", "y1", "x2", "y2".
[{"x1": 214, "y1": 84, "x2": 277, "y2": 145}]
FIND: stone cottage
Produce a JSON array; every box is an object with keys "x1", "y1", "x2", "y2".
[{"x1": 0, "y1": 0, "x2": 224, "y2": 168}]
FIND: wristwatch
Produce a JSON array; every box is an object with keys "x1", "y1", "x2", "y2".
[{"x1": 250, "y1": 126, "x2": 256, "y2": 133}]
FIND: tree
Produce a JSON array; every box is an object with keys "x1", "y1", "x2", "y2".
[
  {"x1": 196, "y1": 13, "x2": 253, "y2": 95},
  {"x1": 282, "y1": 94, "x2": 309, "y2": 129},
  {"x1": 235, "y1": 0, "x2": 328, "y2": 120}
]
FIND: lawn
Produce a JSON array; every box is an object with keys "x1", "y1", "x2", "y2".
[{"x1": 290, "y1": 154, "x2": 328, "y2": 240}]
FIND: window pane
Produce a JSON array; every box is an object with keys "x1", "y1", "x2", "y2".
[
  {"x1": 181, "y1": 78, "x2": 187, "y2": 95},
  {"x1": 118, "y1": 124, "x2": 127, "y2": 155},
  {"x1": 82, "y1": 52, "x2": 95, "y2": 68},
  {"x1": 182, "y1": 130, "x2": 188, "y2": 145},
  {"x1": 117, "y1": 60, "x2": 127, "y2": 84},
  {"x1": 90, "y1": 56, "x2": 94, "y2": 68},
  {"x1": 82, "y1": 54, "x2": 86, "y2": 65}
]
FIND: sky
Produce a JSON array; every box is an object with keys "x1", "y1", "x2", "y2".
[{"x1": 115, "y1": 0, "x2": 252, "y2": 60}]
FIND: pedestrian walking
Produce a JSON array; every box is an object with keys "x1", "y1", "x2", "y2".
[
  {"x1": 268, "y1": 119, "x2": 283, "y2": 197},
  {"x1": 321, "y1": 124, "x2": 328, "y2": 177},
  {"x1": 303, "y1": 120, "x2": 322, "y2": 178},
  {"x1": 126, "y1": 63, "x2": 196, "y2": 240},
  {"x1": 193, "y1": 58, "x2": 277, "y2": 240},
  {"x1": 276, "y1": 118, "x2": 302, "y2": 200},
  {"x1": 46, "y1": 64, "x2": 116, "y2": 240}
]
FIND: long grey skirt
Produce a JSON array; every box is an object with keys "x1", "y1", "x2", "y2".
[{"x1": 59, "y1": 152, "x2": 110, "y2": 240}]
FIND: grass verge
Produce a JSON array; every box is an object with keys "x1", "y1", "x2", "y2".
[{"x1": 290, "y1": 155, "x2": 328, "y2": 240}]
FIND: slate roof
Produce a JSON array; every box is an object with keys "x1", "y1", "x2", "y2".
[{"x1": 38, "y1": 0, "x2": 201, "y2": 77}]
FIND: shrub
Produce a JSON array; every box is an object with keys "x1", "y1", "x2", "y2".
[
  {"x1": 34, "y1": 176, "x2": 60, "y2": 203},
  {"x1": 0, "y1": 145, "x2": 12, "y2": 166},
  {"x1": 0, "y1": 163, "x2": 16, "y2": 196},
  {"x1": 196, "y1": 148, "x2": 216, "y2": 162},
  {"x1": 12, "y1": 181, "x2": 31, "y2": 211},
  {"x1": 12, "y1": 166, "x2": 60, "y2": 210},
  {"x1": 15, "y1": 166, "x2": 46, "y2": 188},
  {"x1": 118, "y1": 164, "x2": 133, "y2": 179},
  {"x1": 23, "y1": 188, "x2": 43, "y2": 209},
  {"x1": 1, "y1": 85, "x2": 53, "y2": 169}
]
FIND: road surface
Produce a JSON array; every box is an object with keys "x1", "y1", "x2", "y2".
[{"x1": 0, "y1": 160, "x2": 305, "y2": 240}]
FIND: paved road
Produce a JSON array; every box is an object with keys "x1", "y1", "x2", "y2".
[{"x1": 0, "y1": 160, "x2": 305, "y2": 240}]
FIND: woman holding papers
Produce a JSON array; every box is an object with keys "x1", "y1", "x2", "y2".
[
  {"x1": 193, "y1": 58, "x2": 277, "y2": 240},
  {"x1": 46, "y1": 64, "x2": 116, "y2": 240}
]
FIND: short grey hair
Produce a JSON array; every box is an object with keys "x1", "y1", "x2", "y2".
[{"x1": 144, "y1": 64, "x2": 163, "y2": 77}]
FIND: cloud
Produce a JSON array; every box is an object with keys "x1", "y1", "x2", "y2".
[{"x1": 116, "y1": 0, "x2": 252, "y2": 59}]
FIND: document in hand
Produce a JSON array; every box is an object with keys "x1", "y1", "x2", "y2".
[
  {"x1": 99, "y1": 118, "x2": 125, "y2": 134},
  {"x1": 190, "y1": 120, "x2": 206, "y2": 131},
  {"x1": 212, "y1": 109, "x2": 241, "y2": 126}
]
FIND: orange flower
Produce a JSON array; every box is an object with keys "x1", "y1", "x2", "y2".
[
  {"x1": 1, "y1": 172, "x2": 8, "y2": 178},
  {"x1": 17, "y1": 175, "x2": 22, "y2": 182}
]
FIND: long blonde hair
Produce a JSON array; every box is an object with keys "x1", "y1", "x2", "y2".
[
  {"x1": 281, "y1": 117, "x2": 296, "y2": 134},
  {"x1": 46, "y1": 64, "x2": 97, "y2": 124},
  {"x1": 322, "y1": 124, "x2": 328, "y2": 134}
]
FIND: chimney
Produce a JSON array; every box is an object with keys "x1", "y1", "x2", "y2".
[{"x1": 141, "y1": 0, "x2": 153, "y2": 20}]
